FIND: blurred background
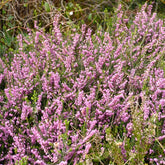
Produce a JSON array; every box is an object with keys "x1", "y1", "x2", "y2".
[{"x1": 0, "y1": 0, "x2": 165, "y2": 57}]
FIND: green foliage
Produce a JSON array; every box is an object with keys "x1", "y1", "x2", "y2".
[
  {"x1": 15, "y1": 156, "x2": 28, "y2": 165},
  {"x1": 44, "y1": 2, "x2": 50, "y2": 12},
  {"x1": 30, "y1": 90, "x2": 38, "y2": 106},
  {"x1": 105, "y1": 127, "x2": 125, "y2": 164}
]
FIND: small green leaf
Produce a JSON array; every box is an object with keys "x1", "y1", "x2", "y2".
[
  {"x1": 14, "y1": 147, "x2": 17, "y2": 154},
  {"x1": 34, "y1": 10, "x2": 37, "y2": 16},
  {"x1": 44, "y1": 2, "x2": 50, "y2": 12},
  {"x1": 2, "y1": 9, "x2": 6, "y2": 14},
  {"x1": 23, "y1": 3, "x2": 28, "y2": 7},
  {"x1": 49, "y1": 142, "x2": 54, "y2": 147},
  {"x1": 88, "y1": 13, "x2": 92, "y2": 20},
  {"x1": 68, "y1": 2, "x2": 74, "y2": 8},
  {"x1": 8, "y1": 15, "x2": 14, "y2": 21}
]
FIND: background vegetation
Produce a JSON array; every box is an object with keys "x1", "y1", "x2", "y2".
[{"x1": 0, "y1": 0, "x2": 165, "y2": 57}]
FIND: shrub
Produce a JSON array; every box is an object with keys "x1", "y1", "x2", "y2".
[{"x1": 0, "y1": 2, "x2": 165, "y2": 165}]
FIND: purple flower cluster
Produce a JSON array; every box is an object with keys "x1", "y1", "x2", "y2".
[{"x1": 0, "y1": 3, "x2": 165, "y2": 164}]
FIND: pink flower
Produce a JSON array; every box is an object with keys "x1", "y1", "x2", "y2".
[
  {"x1": 58, "y1": 161, "x2": 67, "y2": 165},
  {"x1": 126, "y1": 123, "x2": 133, "y2": 135},
  {"x1": 160, "y1": 99, "x2": 165, "y2": 107},
  {"x1": 158, "y1": 135, "x2": 165, "y2": 141},
  {"x1": 83, "y1": 143, "x2": 91, "y2": 159},
  {"x1": 34, "y1": 160, "x2": 47, "y2": 165}
]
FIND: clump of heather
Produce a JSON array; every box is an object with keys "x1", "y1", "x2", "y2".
[{"x1": 0, "y1": 3, "x2": 165, "y2": 165}]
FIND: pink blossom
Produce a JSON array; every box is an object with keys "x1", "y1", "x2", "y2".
[{"x1": 58, "y1": 161, "x2": 67, "y2": 165}]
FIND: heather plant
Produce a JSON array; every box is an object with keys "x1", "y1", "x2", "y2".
[{"x1": 0, "y1": 2, "x2": 165, "y2": 165}]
